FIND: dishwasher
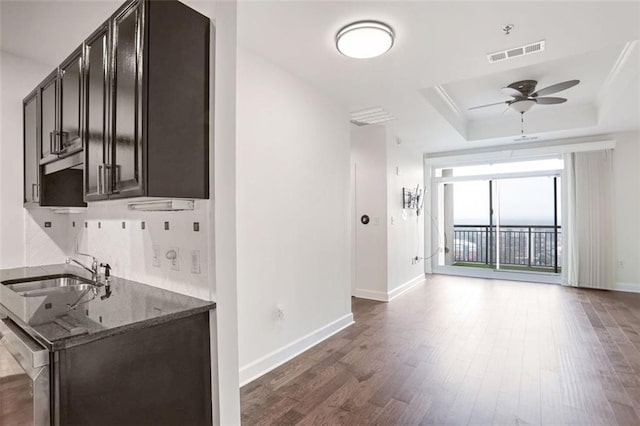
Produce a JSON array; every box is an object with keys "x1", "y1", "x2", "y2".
[{"x1": 0, "y1": 318, "x2": 50, "y2": 425}]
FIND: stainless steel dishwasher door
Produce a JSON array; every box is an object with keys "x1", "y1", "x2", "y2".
[{"x1": 0, "y1": 318, "x2": 50, "y2": 426}]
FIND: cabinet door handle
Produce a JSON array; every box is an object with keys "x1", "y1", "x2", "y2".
[
  {"x1": 31, "y1": 183, "x2": 39, "y2": 202},
  {"x1": 50, "y1": 131, "x2": 62, "y2": 155},
  {"x1": 97, "y1": 164, "x2": 104, "y2": 195}
]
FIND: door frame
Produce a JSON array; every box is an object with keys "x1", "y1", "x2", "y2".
[{"x1": 428, "y1": 164, "x2": 564, "y2": 285}]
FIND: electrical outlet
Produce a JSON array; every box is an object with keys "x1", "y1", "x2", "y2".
[
  {"x1": 276, "y1": 304, "x2": 285, "y2": 321},
  {"x1": 166, "y1": 247, "x2": 180, "y2": 271},
  {"x1": 152, "y1": 245, "x2": 161, "y2": 267},
  {"x1": 191, "y1": 250, "x2": 201, "y2": 274}
]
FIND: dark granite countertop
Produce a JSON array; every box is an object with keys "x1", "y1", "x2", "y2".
[{"x1": 0, "y1": 264, "x2": 215, "y2": 351}]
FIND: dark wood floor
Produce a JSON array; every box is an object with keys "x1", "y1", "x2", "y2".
[{"x1": 241, "y1": 275, "x2": 640, "y2": 425}]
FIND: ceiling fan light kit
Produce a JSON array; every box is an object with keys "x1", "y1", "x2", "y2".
[
  {"x1": 468, "y1": 79, "x2": 580, "y2": 135},
  {"x1": 469, "y1": 79, "x2": 580, "y2": 112},
  {"x1": 509, "y1": 99, "x2": 536, "y2": 113}
]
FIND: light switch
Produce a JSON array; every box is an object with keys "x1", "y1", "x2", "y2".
[
  {"x1": 191, "y1": 250, "x2": 201, "y2": 274},
  {"x1": 152, "y1": 245, "x2": 161, "y2": 267}
]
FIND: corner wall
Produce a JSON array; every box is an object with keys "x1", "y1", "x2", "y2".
[
  {"x1": 612, "y1": 131, "x2": 640, "y2": 290},
  {"x1": 350, "y1": 125, "x2": 426, "y2": 302},
  {"x1": 386, "y1": 131, "x2": 426, "y2": 296},
  {"x1": 236, "y1": 48, "x2": 352, "y2": 385},
  {"x1": 351, "y1": 125, "x2": 388, "y2": 298}
]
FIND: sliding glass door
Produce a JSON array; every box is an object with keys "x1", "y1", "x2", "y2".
[
  {"x1": 434, "y1": 159, "x2": 562, "y2": 278},
  {"x1": 493, "y1": 176, "x2": 561, "y2": 273}
]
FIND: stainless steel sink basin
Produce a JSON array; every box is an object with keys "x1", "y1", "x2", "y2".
[{"x1": 3, "y1": 274, "x2": 95, "y2": 297}]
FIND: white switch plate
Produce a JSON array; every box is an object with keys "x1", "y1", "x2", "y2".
[
  {"x1": 191, "y1": 250, "x2": 201, "y2": 274},
  {"x1": 152, "y1": 245, "x2": 161, "y2": 267}
]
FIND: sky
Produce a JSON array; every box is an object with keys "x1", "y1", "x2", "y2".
[{"x1": 447, "y1": 159, "x2": 563, "y2": 226}]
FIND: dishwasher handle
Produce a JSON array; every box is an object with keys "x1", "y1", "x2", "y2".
[{"x1": 0, "y1": 319, "x2": 49, "y2": 371}]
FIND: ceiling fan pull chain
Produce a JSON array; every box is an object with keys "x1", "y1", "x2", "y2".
[{"x1": 521, "y1": 112, "x2": 524, "y2": 134}]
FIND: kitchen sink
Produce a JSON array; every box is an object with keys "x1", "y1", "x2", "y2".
[{"x1": 3, "y1": 275, "x2": 96, "y2": 297}]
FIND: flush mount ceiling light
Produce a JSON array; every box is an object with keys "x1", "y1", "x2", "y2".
[{"x1": 336, "y1": 21, "x2": 394, "y2": 59}]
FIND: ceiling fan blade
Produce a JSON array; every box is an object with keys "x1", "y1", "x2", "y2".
[
  {"x1": 534, "y1": 97, "x2": 567, "y2": 105},
  {"x1": 531, "y1": 80, "x2": 579, "y2": 97},
  {"x1": 468, "y1": 101, "x2": 508, "y2": 110},
  {"x1": 501, "y1": 87, "x2": 524, "y2": 98}
]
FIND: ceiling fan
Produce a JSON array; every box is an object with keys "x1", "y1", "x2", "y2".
[{"x1": 469, "y1": 79, "x2": 580, "y2": 113}]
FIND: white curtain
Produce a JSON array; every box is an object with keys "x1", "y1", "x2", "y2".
[{"x1": 563, "y1": 150, "x2": 615, "y2": 289}]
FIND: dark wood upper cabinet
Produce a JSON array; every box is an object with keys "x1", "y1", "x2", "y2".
[
  {"x1": 85, "y1": 0, "x2": 210, "y2": 202},
  {"x1": 84, "y1": 24, "x2": 110, "y2": 201},
  {"x1": 24, "y1": 0, "x2": 209, "y2": 207},
  {"x1": 110, "y1": 0, "x2": 144, "y2": 199},
  {"x1": 58, "y1": 47, "x2": 84, "y2": 157},
  {"x1": 23, "y1": 91, "x2": 40, "y2": 205},
  {"x1": 39, "y1": 71, "x2": 58, "y2": 165}
]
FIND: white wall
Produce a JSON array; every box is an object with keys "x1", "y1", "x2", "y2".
[
  {"x1": 351, "y1": 125, "x2": 388, "y2": 296},
  {"x1": 385, "y1": 132, "x2": 425, "y2": 294},
  {"x1": 236, "y1": 48, "x2": 352, "y2": 384},
  {"x1": 612, "y1": 131, "x2": 640, "y2": 288}
]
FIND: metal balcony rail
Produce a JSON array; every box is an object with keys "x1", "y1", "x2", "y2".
[{"x1": 453, "y1": 225, "x2": 562, "y2": 272}]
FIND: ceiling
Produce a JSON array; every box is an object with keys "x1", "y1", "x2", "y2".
[
  {"x1": 2, "y1": 1, "x2": 639, "y2": 153},
  {"x1": 421, "y1": 42, "x2": 638, "y2": 141},
  {"x1": 0, "y1": 1, "x2": 121, "y2": 67},
  {"x1": 237, "y1": 1, "x2": 640, "y2": 151}
]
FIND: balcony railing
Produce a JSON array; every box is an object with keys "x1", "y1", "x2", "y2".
[{"x1": 453, "y1": 225, "x2": 561, "y2": 272}]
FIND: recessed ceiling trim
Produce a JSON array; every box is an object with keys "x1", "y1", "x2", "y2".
[
  {"x1": 597, "y1": 40, "x2": 637, "y2": 105},
  {"x1": 434, "y1": 85, "x2": 462, "y2": 116}
]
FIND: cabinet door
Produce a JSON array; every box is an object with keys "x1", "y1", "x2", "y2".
[
  {"x1": 84, "y1": 25, "x2": 110, "y2": 201},
  {"x1": 59, "y1": 47, "x2": 83, "y2": 156},
  {"x1": 39, "y1": 71, "x2": 58, "y2": 164},
  {"x1": 110, "y1": 0, "x2": 144, "y2": 198},
  {"x1": 23, "y1": 92, "x2": 40, "y2": 204}
]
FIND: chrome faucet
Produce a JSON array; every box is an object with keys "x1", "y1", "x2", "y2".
[{"x1": 66, "y1": 253, "x2": 99, "y2": 283}]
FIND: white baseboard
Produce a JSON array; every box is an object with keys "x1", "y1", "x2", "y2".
[
  {"x1": 352, "y1": 288, "x2": 389, "y2": 302},
  {"x1": 238, "y1": 313, "x2": 354, "y2": 387},
  {"x1": 614, "y1": 282, "x2": 640, "y2": 293},
  {"x1": 353, "y1": 274, "x2": 425, "y2": 302},
  {"x1": 388, "y1": 274, "x2": 425, "y2": 301}
]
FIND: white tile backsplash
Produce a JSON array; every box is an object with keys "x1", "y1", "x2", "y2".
[
  {"x1": 24, "y1": 209, "x2": 71, "y2": 266},
  {"x1": 24, "y1": 199, "x2": 213, "y2": 301}
]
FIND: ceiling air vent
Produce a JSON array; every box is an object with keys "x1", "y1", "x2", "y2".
[
  {"x1": 487, "y1": 40, "x2": 545, "y2": 64},
  {"x1": 350, "y1": 107, "x2": 396, "y2": 126}
]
